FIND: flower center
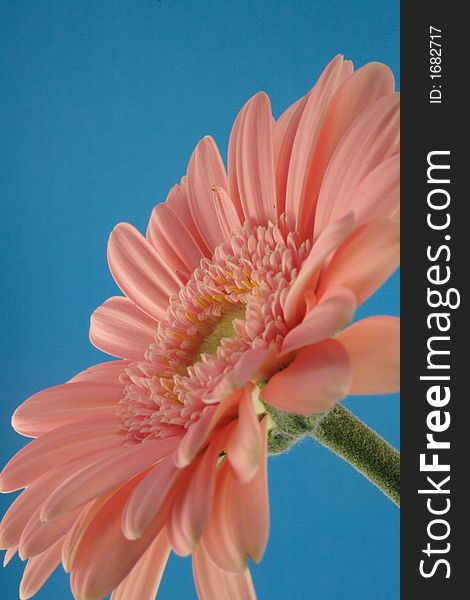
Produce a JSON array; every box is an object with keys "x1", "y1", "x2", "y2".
[
  {"x1": 193, "y1": 304, "x2": 246, "y2": 365},
  {"x1": 119, "y1": 217, "x2": 311, "y2": 444}
]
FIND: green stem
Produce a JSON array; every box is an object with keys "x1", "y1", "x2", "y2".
[
  {"x1": 264, "y1": 403, "x2": 400, "y2": 507},
  {"x1": 310, "y1": 405, "x2": 400, "y2": 507}
]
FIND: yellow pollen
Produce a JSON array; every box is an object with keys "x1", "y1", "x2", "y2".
[
  {"x1": 226, "y1": 285, "x2": 246, "y2": 294},
  {"x1": 194, "y1": 297, "x2": 209, "y2": 309},
  {"x1": 211, "y1": 294, "x2": 226, "y2": 303},
  {"x1": 199, "y1": 294, "x2": 218, "y2": 305}
]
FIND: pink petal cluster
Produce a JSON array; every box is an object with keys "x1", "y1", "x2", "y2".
[{"x1": 1, "y1": 55, "x2": 400, "y2": 600}]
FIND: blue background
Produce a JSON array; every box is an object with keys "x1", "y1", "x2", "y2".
[{"x1": 0, "y1": 1, "x2": 399, "y2": 598}]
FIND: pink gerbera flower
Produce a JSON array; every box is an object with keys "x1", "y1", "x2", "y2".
[{"x1": 1, "y1": 55, "x2": 400, "y2": 600}]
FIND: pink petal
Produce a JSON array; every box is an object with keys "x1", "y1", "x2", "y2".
[
  {"x1": 187, "y1": 136, "x2": 229, "y2": 251},
  {"x1": 122, "y1": 453, "x2": 179, "y2": 541},
  {"x1": 3, "y1": 546, "x2": 17, "y2": 567},
  {"x1": 168, "y1": 429, "x2": 227, "y2": 556},
  {"x1": 274, "y1": 94, "x2": 308, "y2": 217},
  {"x1": 62, "y1": 499, "x2": 113, "y2": 573},
  {"x1": 283, "y1": 213, "x2": 354, "y2": 327},
  {"x1": 282, "y1": 287, "x2": 356, "y2": 354},
  {"x1": 0, "y1": 449, "x2": 115, "y2": 549},
  {"x1": 226, "y1": 385, "x2": 262, "y2": 482},
  {"x1": 262, "y1": 339, "x2": 351, "y2": 415},
  {"x1": 146, "y1": 203, "x2": 206, "y2": 274},
  {"x1": 41, "y1": 437, "x2": 180, "y2": 522},
  {"x1": 314, "y1": 93, "x2": 400, "y2": 238},
  {"x1": 273, "y1": 94, "x2": 304, "y2": 155},
  {"x1": 319, "y1": 61, "x2": 394, "y2": 149},
  {"x1": 19, "y1": 539, "x2": 62, "y2": 600},
  {"x1": 67, "y1": 360, "x2": 129, "y2": 384},
  {"x1": 174, "y1": 409, "x2": 217, "y2": 469},
  {"x1": 0, "y1": 418, "x2": 124, "y2": 492},
  {"x1": 347, "y1": 153, "x2": 400, "y2": 227},
  {"x1": 308, "y1": 63, "x2": 395, "y2": 236},
  {"x1": 285, "y1": 55, "x2": 353, "y2": 234},
  {"x1": 12, "y1": 380, "x2": 123, "y2": 437},
  {"x1": 175, "y1": 392, "x2": 239, "y2": 468},
  {"x1": 317, "y1": 219, "x2": 400, "y2": 306},
  {"x1": 227, "y1": 92, "x2": 277, "y2": 224},
  {"x1": 203, "y1": 419, "x2": 269, "y2": 573},
  {"x1": 110, "y1": 530, "x2": 171, "y2": 600},
  {"x1": 337, "y1": 316, "x2": 400, "y2": 394},
  {"x1": 193, "y1": 541, "x2": 257, "y2": 600},
  {"x1": 166, "y1": 179, "x2": 210, "y2": 254},
  {"x1": 89, "y1": 296, "x2": 157, "y2": 360},
  {"x1": 208, "y1": 347, "x2": 273, "y2": 403},
  {"x1": 107, "y1": 222, "x2": 181, "y2": 321},
  {"x1": 70, "y1": 476, "x2": 166, "y2": 600},
  {"x1": 212, "y1": 186, "x2": 242, "y2": 238},
  {"x1": 19, "y1": 507, "x2": 79, "y2": 559}
]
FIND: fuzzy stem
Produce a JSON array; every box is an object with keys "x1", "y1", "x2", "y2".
[
  {"x1": 310, "y1": 405, "x2": 400, "y2": 506},
  {"x1": 263, "y1": 402, "x2": 400, "y2": 506}
]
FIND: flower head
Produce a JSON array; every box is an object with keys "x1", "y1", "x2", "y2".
[{"x1": 1, "y1": 55, "x2": 399, "y2": 600}]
